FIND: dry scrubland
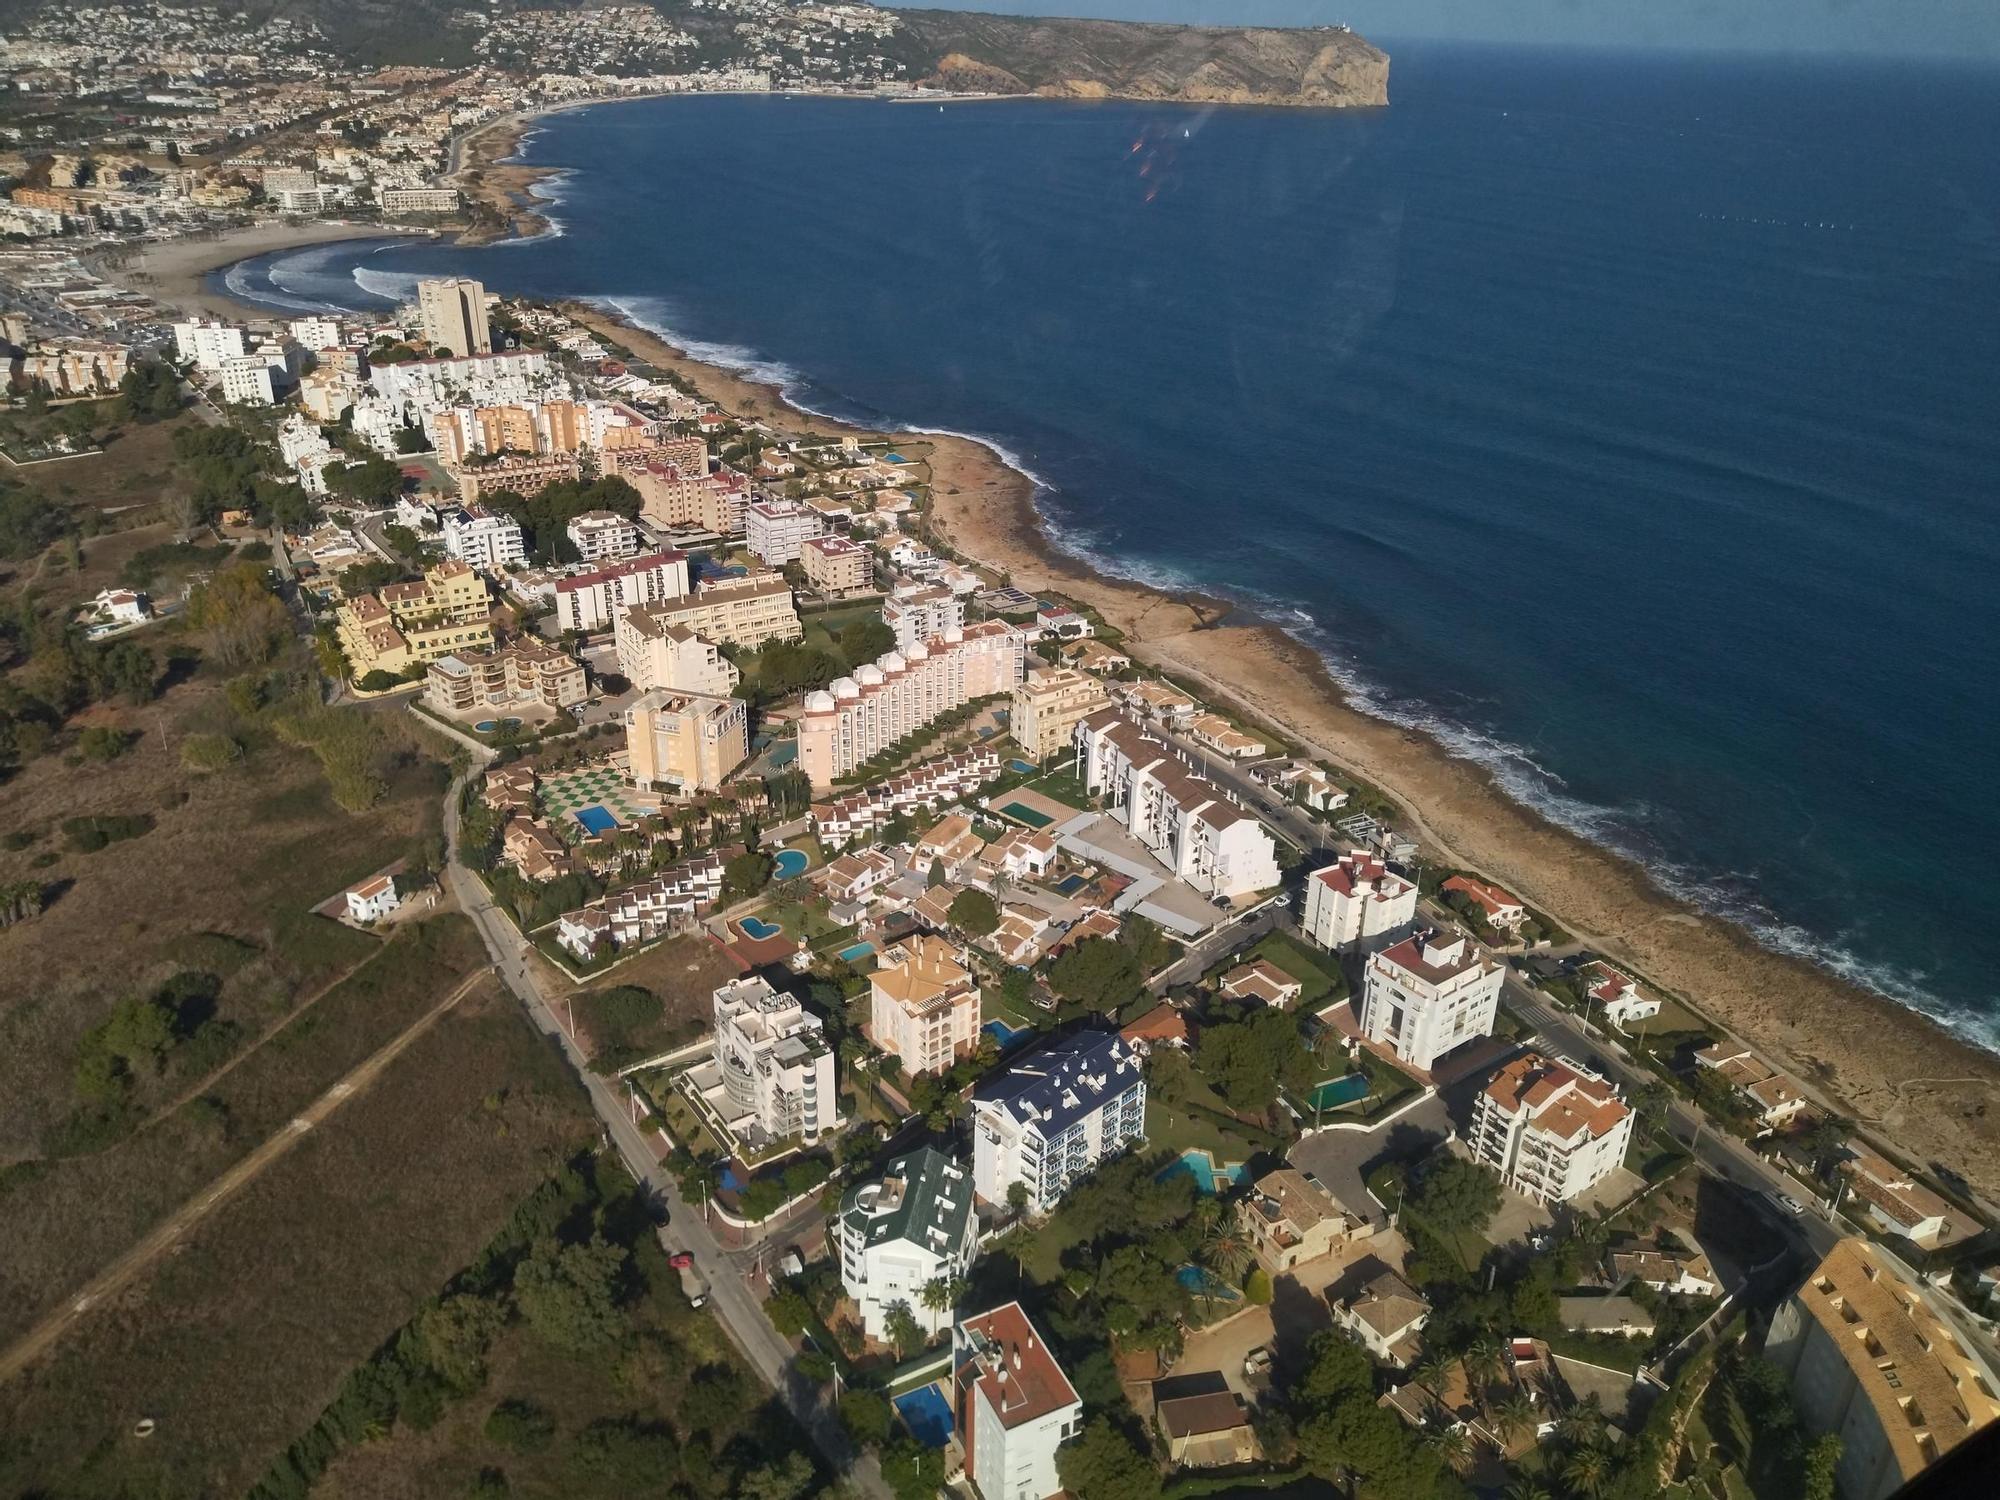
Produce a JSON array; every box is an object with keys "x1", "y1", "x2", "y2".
[{"x1": 0, "y1": 980, "x2": 596, "y2": 1497}]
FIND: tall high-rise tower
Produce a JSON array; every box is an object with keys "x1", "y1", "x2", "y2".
[{"x1": 416, "y1": 276, "x2": 490, "y2": 358}]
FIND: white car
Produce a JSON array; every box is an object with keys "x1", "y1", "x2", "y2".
[{"x1": 1776, "y1": 1193, "x2": 1804, "y2": 1215}]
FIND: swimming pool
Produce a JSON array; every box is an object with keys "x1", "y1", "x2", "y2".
[
  {"x1": 473, "y1": 716, "x2": 522, "y2": 733},
  {"x1": 996, "y1": 800, "x2": 1055, "y2": 829},
  {"x1": 1176, "y1": 1264, "x2": 1242, "y2": 1301},
  {"x1": 1156, "y1": 1148, "x2": 1248, "y2": 1195},
  {"x1": 572, "y1": 804, "x2": 618, "y2": 835},
  {"x1": 983, "y1": 1018, "x2": 1031, "y2": 1049},
  {"x1": 739, "y1": 917, "x2": 783, "y2": 940},
  {"x1": 1008, "y1": 759, "x2": 1038, "y2": 774},
  {"x1": 1302, "y1": 1073, "x2": 1370, "y2": 1112},
  {"x1": 894, "y1": 1385, "x2": 953, "y2": 1447},
  {"x1": 1051, "y1": 873, "x2": 1088, "y2": 896},
  {"x1": 837, "y1": 941, "x2": 876, "y2": 964},
  {"x1": 772, "y1": 849, "x2": 809, "y2": 879}
]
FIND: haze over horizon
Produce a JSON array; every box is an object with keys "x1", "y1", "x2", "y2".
[{"x1": 908, "y1": 1, "x2": 2000, "y2": 61}]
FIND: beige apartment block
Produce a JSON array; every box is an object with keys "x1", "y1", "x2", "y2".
[
  {"x1": 337, "y1": 559, "x2": 493, "y2": 675},
  {"x1": 424, "y1": 638, "x2": 587, "y2": 716},
  {"x1": 417, "y1": 275, "x2": 490, "y2": 358},
  {"x1": 867, "y1": 934, "x2": 980, "y2": 1077},
  {"x1": 626, "y1": 573, "x2": 803, "y2": 650},
  {"x1": 615, "y1": 609, "x2": 741, "y2": 696},
  {"x1": 1011, "y1": 666, "x2": 1108, "y2": 764},
  {"x1": 802, "y1": 534, "x2": 874, "y2": 595},
  {"x1": 625, "y1": 688, "x2": 749, "y2": 794}
]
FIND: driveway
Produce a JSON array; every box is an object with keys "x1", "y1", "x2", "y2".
[{"x1": 1288, "y1": 1093, "x2": 1452, "y2": 1228}]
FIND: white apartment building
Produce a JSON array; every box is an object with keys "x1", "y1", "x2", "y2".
[
  {"x1": 884, "y1": 582, "x2": 965, "y2": 654},
  {"x1": 553, "y1": 549, "x2": 691, "y2": 634},
  {"x1": 745, "y1": 499, "x2": 825, "y2": 565},
  {"x1": 838, "y1": 1146, "x2": 979, "y2": 1341},
  {"x1": 798, "y1": 621, "x2": 1025, "y2": 788},
  {"x1": 277, "y1": 412, "x2": 335, "y2": 493},
  {"x1": 616, "y1": 610, "x2": 741, "y2": 696},
  {"x1": 287, "y1": 316, "x2": 345, "y2": 354},
  {"x1": 1301, "y1": 851, "x2": 1418, "y2": 951},
  {"x1": 567, "y1": 509, "x2": 642, "y2": 562},
  {"x1": 443, "y1": 509, "x2": 527, "y2": 571},
  {"x1": 172, "y1": 317, "x2": 245, "y2": 370},
  {"x1": 708, "y1": 974, "x2": 837, "y2": 1147},
  {"x1": 970, "y1": 1030, "x2": 1146, "y2": 1214},
  {"x1": 868, "y1": 935, "x2": 981, "y2": 1078},
  {"x1": 219, "y1": 353, "x2": 279, "y2": 406},
  {"x1": 1357, "y1": 927, "x2": 1503, "y2": 1073},
  {"x1": 1073, "y1": 710, "x2": 1281, "y2": 900},
  {"x1": 953, "y1": 1302, "x2": 1082, "y2": 1500},
  {"x1": 1467, "y1": 1053, "x2": 1635, "y2": 1205}
]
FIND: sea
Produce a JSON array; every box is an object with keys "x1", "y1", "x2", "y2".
[{"x1": 216, "y1": 43, "x2": 2000, "y2": 1051}]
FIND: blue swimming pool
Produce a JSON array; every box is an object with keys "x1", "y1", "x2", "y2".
[
  {"x1": 1156, "y1": 1148, "x2": 1248, "y2": 1195},
  {"x1": 1008, "y1": 759, "x2": 1038, "y2": 774},
  {"x1": 837, "y1": 941, "x2": 876, "y2": 964},
  {"x1": 983, "y1": 1018, "x2": 1031, "y2": 1049},
  {"x1": 739, "y1": 917, "x2": 783, "y2": 940},
  {"x1": 772, "y1": 849, "x2": 809, "y2": 879},
  {"x1": 473, "y1": 716, "x2": 522, "y2": 733},
  {"x1": 572, "y1": 804, "x2": 617, "y2": 835},
  {"x1": 1177, "y1": 1264, "x2": 1242, "y2": 1300},
  {"x1": 1051, "y1": 873, "x2": 1088, "y2": 896},
  {"x1": 768, "y1": 741, "x2": 797, "y2": 768},
  {"x1": 894, "y1": 1385, "x2": 953, "y2": 1448}
]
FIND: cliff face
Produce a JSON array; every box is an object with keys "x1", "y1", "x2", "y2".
[{"x1": 887, "y1": 12, "x2": 1389, "y2": 109}]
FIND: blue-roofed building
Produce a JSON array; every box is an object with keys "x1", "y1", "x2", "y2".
[{"x1": 970, "y1": 1030, "x2": 1146, "y2": 1213}]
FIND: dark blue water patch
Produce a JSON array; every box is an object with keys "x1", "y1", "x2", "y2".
[{"x1": 215, "y1": 45, "x2": 2000, "y2": 1048}]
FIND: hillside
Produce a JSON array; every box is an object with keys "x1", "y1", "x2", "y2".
[
  {"x1": 0, "y1": 3, "x2": 1389, "y2": 107},
  {"x1": 886, "y1": 10, "x2": 1389, "y2": 108}
]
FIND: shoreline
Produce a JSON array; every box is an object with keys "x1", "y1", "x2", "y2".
[
  {"x1": 116, "y1": 221, "x2": 440, "y2": 323},
  {"x1": 563, "y1": 298, "x2": 2000, "y2": 1206},
  {"x1": 176, "y1": 185, "x2": 2000, "y2": 1207}
]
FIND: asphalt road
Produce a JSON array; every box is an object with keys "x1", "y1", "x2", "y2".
[{"x1": 440, "y1": 771, "x2": 891, "y2": 1498}]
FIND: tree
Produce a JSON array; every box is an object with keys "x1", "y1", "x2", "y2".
[
  {"x1": 1560, "y1": 1444, "x2": 1610, "y2": 1499},
  {"x1": 1244, "y1": 1267, "x2": 1273, "y2": 1304},
  {"x1": 511, "y1": 1234, "x2": 629, "y2": 1354},
  {"x1": 1055, "y1": 1416, "x2": 1161, "y2": 1500},
  {"x1": 918, "y1": 1276, "x2": 956, "y2": 1324},
  {"x1": 948, "y1": 887, "x2": 1000, "y2": 937},
  {"x1": 1802, "y1": 1432, "x2": 1842, "y2": 1500},
  {"x1": 1046, "y1": 936, "x2": 1144, "y2": 1012},
  {"x1": 880, "y1": 1439, "x2": 946, "y2": 1500},
  {"x1": 1494, "y1": 1392, "x2": 1539, "y2": 1446},
  {"x1": 883, "y1": 1299, "x2": 924, "y2": 1359},
  {"x1": 926, "y1": 856, "x2": 946, "y2": 889},
  {"x1": 358, "y1": 669, "x2": 397, "y2": 692},
  {"x1": 837, "y1": 1388, "x2": 893, "y2": 1445},
  {"x1": 1295, "y1": 1330, "x2": 1374, "y2": 1412},
  {"x1": 722, "y1": 848, "x2": 773, "y2": 899},
  {"x1": 1006, "y1": 1180, "x2": 1031, "y2": 1220},
  {"x1": 484, "y1": 1397, "x2": 555, "y2": 1452},
  {"x1": 1197, "y1": 1004, "x2": 1313, "y2": 1111},
  {"x1": 412, "y1": 1294, "x2": 506, "y2": 1394},
  {"x1": 1419, "y1": 1414, "x2": 1473, "y2": 1475},
  {"x1": 185, "y1": 563, "x2": 289, "y2": 668},
  {"x1": 738, "y1": 1452, "x2": 814, "y2": 1500},
  {"x1": 1407, "y1": 1155, "x2": 1500, "y2": 1241}
]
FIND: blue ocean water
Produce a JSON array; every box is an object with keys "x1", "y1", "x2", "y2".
[{"x1": 221, "y1": 44, "x2": 2000, "y2": 1047}]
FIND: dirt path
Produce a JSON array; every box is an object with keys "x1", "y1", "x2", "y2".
[{"x1": 0, "y1": 969, "x2": 487, "y2": 1387}]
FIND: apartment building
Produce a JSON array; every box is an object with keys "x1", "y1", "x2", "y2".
[
  {"x1": 802, "y1": 533, "x2": 874, "y2": 595},
  {"x1": 1010, "y1": 667, "x2": 1108, "y2": 764},
  {"x1": 442, "y1": 508, "x2": 527, "y2": 570},
  {"x1": 970, "y1": 1030, "x2": 1146, "y2": 1213},
  {"x1": 1764, "y1": 1238, "x2": 2000, "y2": 1500},
  {"x1": 454, "y1": 452, "x2": 583, "y2": 505},
  {"x1": 798, "y1": 621, "x2": 1026, "y2": 788},
  {"x1": 624, "y1": 689, "x2": 748, "y2": 794},
  {"x1": 423, "y1": 638, "x2": 586, "y2": 716},
  {"x1": 1358, "y1": 928, "x2": 1503, "y2": 1073},
  {"x1": 868, "y1": 935, "x2": 980, "y2": 1077},
  {"x1": 884, "y1": 582, "x2": 965, "y2": 654},
  {"x1": 416, "y1": 275, "x2": 490, "y2": 358},
  {"x1": 709, "y1": 975, "x2": 837, "y2": 1146},
  {"x1": 219, "y1": 354, "x2": 277, "y2": 406},
  {"x1": 553, "y1": 549, "x2": 691, "y2": 634},
  {"x1": 379, "y1": 186, "x2": 462, "y2": 215},
  {"x1": 567, "y1": 510, "x2": 642, "y2": 562},
  {"x1": 556, "y1": 850, "x2": 727, "y2": 959},
  {"x1": 625, "y1": 572, "x2": 803, "y2": 650},
  {"x1": 629, "y1": 456, "x2": 747, "y2": 535},
  {"x1": 603, "y1": 431, "x2": 708, "y2": 480},
  {"x1": 336, "y1": 559, "x2": 493, "y2": 675},
  {"x1": 745, "y1": 498, "x2": 825, "y2": 565},
  {"x1": 839, "y1": 1146, "x2": 979, "y2": 1340},
  {"x1": 1073, "y1": 710, "x2": 1280, "y2": 900},
  {"x1": 171, "y1": 317, "x2": 245, "y2": 370},
  {"x1": 953, "y1": 1302, "x2": 1082, "y2": 1500},
  {"x1": 808, "y1": 747, "x2": 1003, "y2": 844},
  {"x1": 615, "y1": 610, "x2": 741, "y2": 696},
  {"x1": 1467, "y1": 1052, "x2": 1635, "y2": 1205},
  {"x1": 1301, "y1": 851, "x2": 1418, "y2": 951}
]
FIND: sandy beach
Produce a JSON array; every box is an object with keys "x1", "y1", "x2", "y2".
[
  {"x1": 149, "y1": 210, "x2": 2000, "y2": 1208},
  {"x1": 449, "y1": 107, "x2": 566, "y2": 244},
  {"x1": 116, "y1": 221, "x2": 439, "y2": 323}
]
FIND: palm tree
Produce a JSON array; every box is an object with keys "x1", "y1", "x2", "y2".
[
  {"x1": 918, "y1": 1276, "x2": 954, "y2": 1330},
  {"x1": 1410, "y1": 1353, "x2": 1453, "y2": 1406},
  {"x1": 1561, "y1": 1445, "x2": 1610, "y2": 1499},
  {"x1": 1502, "y1": 1481, "x2": 1551, "y2": 1500},
  {"x1": 1557, "y1": 1394, "x2": 1607, "y2": 1450},
  {"x1": 1419, "y1": 1416, "x2": 1474, "y2": 1476},
  {"x1": 1464, "y1": 1336, "x2": 1504, "y2": 1400},
  {"x1": 1494, "y1": 1392, "x2": 1539, "y2": 1447},
  {"x1": 1197, "y1": 1211, "x2": 1251, "y2": 1282}
]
